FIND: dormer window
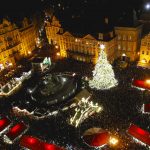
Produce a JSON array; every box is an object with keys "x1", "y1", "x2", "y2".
[{"x1": 98, "y1": 33, "x2": 103, "y2": 40}]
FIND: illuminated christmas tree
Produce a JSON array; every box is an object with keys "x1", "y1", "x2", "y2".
[{"x1": 89, "y1": 45, "x2": 118, "y2": 90}]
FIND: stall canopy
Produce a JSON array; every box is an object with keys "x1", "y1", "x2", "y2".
[
  {"x1": 82, "y1": 127, "x2": 109, "y2": 147},
  {"x1": 143, "y1": 104, "x2": 150, "y2": 113},
  {"x1": 6, "y1": 122, "x2": 28, "y2": 141},
  {"x1": 127, "y1": 124, "x2": 150, "y2": 146},
  {"x1": 20, "y1": 135, "x2": 65, "y2": 150},
  {"x1": 0, "y1": 117, "x2": 11, "y2": 133},
  {"x1": 132, "y1": 79, "x2": 150, "y2": 90}
]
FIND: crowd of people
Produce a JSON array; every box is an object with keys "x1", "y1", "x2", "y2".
[{"x1": 0, "y1": 58, "x2": 149, "y2": 150}]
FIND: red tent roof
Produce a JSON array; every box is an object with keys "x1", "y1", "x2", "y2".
[
  {"x1": 0, "y1": 117, "x2": 11, "y2": 132},
  {"x1": 42, "y1": 142, "x2": 64, "y2": 150},
  {"x1": 20, "y1": 135, "x2": 65, "y2": 150},
  {"x1": 82, "y1": 128, "x2": 109, "y2": 147},
  {"x1": 20, "y1": 136, "x2": 42, "y2": 150},
  {"x1": 144, "y1": 104, "x2": 150, "y2": 113},
  {"x1": 127, "y1": 124, "x2": 150, "y2": 146},
  {"x1": 6, "y1": 122, "x2": 27, "y2": 141},
  {"x1": 132, "y1": 79, "x2": 150, "y2": 90}
]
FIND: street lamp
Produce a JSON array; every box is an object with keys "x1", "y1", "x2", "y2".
[
  {"x1": 28, "y1": 51, "x2": 31, "y2": 55},
  {"x1": 56, "y1": 52, "x2": 60, "y2": 56},
  {"x1": 100, "y1": 44, "x2": 105, "y2": 50},
  {"x1": 146, "y1": 79, "x2": 150, "y2": 85}
]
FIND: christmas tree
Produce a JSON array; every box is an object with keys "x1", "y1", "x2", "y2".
[{"x1": 89, "y1": 45, "x2": 118, "y2": 90}]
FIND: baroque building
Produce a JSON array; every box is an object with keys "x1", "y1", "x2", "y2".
[
  {"x1": 45, "y1": 15, "x2": 143, "y2": 64},
  {"x1": 138, "y1": 33, "x2": 150, "y2": 67},
  {"x1": 115, "y1": 25, "x2": 143, "y2": 61},
  {"x1": 45, "y1": 16, "x2": 116, "y2": 64},
  {"x1": 19, "y1": 18, "x2": 38, "y2": 57},
  {"x1": 0, "y1": 18, "x2": 38, "y2": 70}
]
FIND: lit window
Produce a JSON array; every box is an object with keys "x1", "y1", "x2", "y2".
[
  {"x1": 128, "y1": 47, "x2": 131, "y2": 51},
  {"x1": 118, "y1": 35, "x2": 121, "y2": 40},
  {"x1": 123, "y1": 35, "x2": 126, "y2": 40},
  {"x1": 129, "y1": 35, "x2": 132, "y2": 40},
  {"x1": 118, "y1": 44, "x2": 121, "y2": 50}
]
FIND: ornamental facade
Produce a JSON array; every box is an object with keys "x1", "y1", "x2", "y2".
[
  {"x1": 45, "y1": 16, "x2": 143, "y2": 64},
  {"x1": 0, "y1": 18, "x2": 38, "y2": 70},
  {"x1": 138, "y1": 33, "x2": 150, "y2": 67},
  {"x1": 45, "y1": 16, "x2": 116, "y2": 64}
]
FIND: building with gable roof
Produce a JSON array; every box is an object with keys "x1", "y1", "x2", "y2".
[
  {"x1": 45, "y1": 16, "x2": 116, "y2": 64},
  {"x1": 0, "y1": 17, "x2": 38, "y2": 70}
]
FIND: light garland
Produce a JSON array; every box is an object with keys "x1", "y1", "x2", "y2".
[{"x1": 69, "y1": 96, "x2": 102, "y2": 127}]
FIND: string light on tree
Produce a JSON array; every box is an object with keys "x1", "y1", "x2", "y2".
[{"x1": 89, "y1": 44, "x2": 118, "y2": 90}]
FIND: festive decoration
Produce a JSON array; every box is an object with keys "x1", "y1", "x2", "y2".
[
  {"x1": 82, "y1": 127, "x2": 109, "y2": 148},
  {"x1": 89, "y1": 44, "x2": 118, "y2": 90},
  {"x1": 132, "y1": 79, "x2": 150, "y2": 91},
  {"x1": 127, "y1": 124, "x2": 150, "y2": 147},
  {"x1": 69, "y1": 96, "x2": 102, "y2": 127}
]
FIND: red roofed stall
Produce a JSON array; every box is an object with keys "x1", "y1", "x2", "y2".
[
  {"x1": 20, "y1": 135, "x2": 42, "y2": 150},
  {"x1": 127, "y1": 124, "x2": 150, "y2": 146},
  {"x1": 82, "y1": 128, "x2": 110, "y2": 148},
  {"x1": 4, "y1": 122, "x2": 28, "y2": 144},
  {"x1": 20, "y1": 136, "x2": 65, "y2": 150},
  {"x1": 0, "y1": 117, "x2": 11, "y2": 135},
  {"x1": 42, "y1": 142, "x2": 64, "y2": 150},
  {"x1": 143, "y1": 104, "x2": 150, "y2": 113},
  {"x1": 132, "y1": 79, "x2": 150, "y2": 91}
]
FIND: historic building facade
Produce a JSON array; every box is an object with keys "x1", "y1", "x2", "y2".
[
  {"x1": 45, "y1": 16, "x2": 143, "y2": 64},
  {"x1": 45, "y1": 16, "x2": 116, "y2": 64},
  {"x1": 115, "y1": 25, "x2": 143, "y2": 62},
  {"x1": 139, "y1": 33, "x2": 150, "y2": 66},
  {"x1": 0, "y1": 18, "x2": 38, "y2": 70},
  {"x1": 19, "y1": 18, "x2": 38, "y2": 57}
]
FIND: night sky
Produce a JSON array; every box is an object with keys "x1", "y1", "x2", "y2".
[
  {"x1": 0, "y1": 0, "x2": 144, "y2": 32},
  {"x1": 0, "y1": 0, "x2": 143, "y2": 16}
]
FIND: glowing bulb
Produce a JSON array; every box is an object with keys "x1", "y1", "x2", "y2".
[
  {"x1": 56, "y1": 52, "x2": 60, "y2": 56},
  {"x1": 146, "y1": 79, "x2": 150, "y2": 84},
  {"x1": 55, "y1": 45, "x2": 59, "y2": 49},
  {"x1": 28, "y1": 51, "x2": 31, "y2": 54},
  {"x1": 100, "y1": 44, "x2": 105, "y2": 50},
  {"x1": 109, "y1": 137, "x2": 119, "y2": 146}
]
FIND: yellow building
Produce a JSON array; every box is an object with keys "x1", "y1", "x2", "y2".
[
  {"x1": 45, "y1": 16, "x2": 61, "y2": 45},
  {"x1": 115, "y1": 25, "x2": 143, "y2": 61},
  {"x1": 0, "y1": 18, "x2": 38, "y2": 70},
  {"x1": 19, "y1": 18, "x2": 38, "y2": 57},
  {"x1": 0, "y1": 19, "x2": 21, "y2": 68},
  {"x1": 138, "y1": 33, "x2": 150, "y2": 67},
  {"x1": 45, "y1": 16, "x2": 116, "y2": 64}
]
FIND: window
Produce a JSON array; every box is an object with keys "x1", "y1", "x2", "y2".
[
  {"x1": 118, "y1": 44, "x2": 121, "y2": 50},
  {"x1": 129, "y1": 35, "x2": 132, "y2": 40},
  {"x1": 128, "y1": 47, "x2": 131, "y2": 51},
  {"x1": 123, "y1": 35, "x2": 126, "y2": 40},
  {"x1": 147, "y1": 51, "x2": 149, "y2": 55},
  {"x1": 123, "y1": 46, "x2": 126, "y2": 50},
  {"x1": 118, "y1": 35, "x2": 121, "y2": 40}
]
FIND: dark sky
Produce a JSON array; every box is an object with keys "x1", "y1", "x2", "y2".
[
  {"x1": 0, "y1": 0, "x2": 143, "y2": 15},
  {"x1": 0, "y1": 0, "x2": 144, "y2": 31}
]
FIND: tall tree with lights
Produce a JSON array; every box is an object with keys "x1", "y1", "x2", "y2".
[{"x1": 89, "y1": 45, "x2": 118, "y2": 90}]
